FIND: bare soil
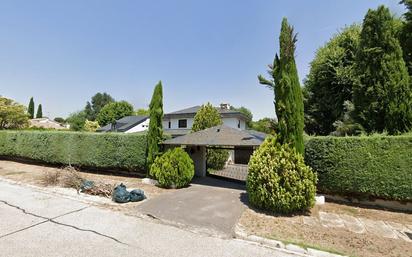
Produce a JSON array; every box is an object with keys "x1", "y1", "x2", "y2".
[{"x1": 239, "y1": 203, "x2": 412, "y2": 257}]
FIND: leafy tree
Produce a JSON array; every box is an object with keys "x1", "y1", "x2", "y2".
[
  {"x1": 230, "y1": 106, "x2": 253, "y2": 128},
  {"x1": 354, "y1": 6, "x2": 412, "y2": 134},
  {"x1": 96, "y1": 101, "x2": 134, "y2": 126},
  {"x1": 147, "y1": 81, "x2": 164, "y2": 172},
  {"x1": 84, "y1": 92, "x2": 115, "y2": 120},
  {"x1": 330, "y1": 101, "x2": 364, "y2": 136},
  {"x1": 303, "y1": 25, "x2": 361, "y2": 135},
  {"x1": 28, "y1": 97, "x2": 35, "y2": 119},
  {"x1": 66, "y1": 111, "x2": 86, "y2": 131},
  {"x1": 36, "y1": 104, "x2": 43, "y2": 118},
  {"x1": 135, "y1": 108, "x2": 150, "y2": 116},
  {"x1": 250, "y1": 117, "x2": 277, "y2": 134},
  {"x1": 84, "y1": 120, "x2": 100, "y2": 132},
  {"x1": 0, "y1": 97, "x2": 29, "y2": 129},
  {"x1": 192, "y1": 103, "x2": 222, "y2": 132},
  {"x1": 54, "y1": 117, "x2": 65, "y2": 123},
  {"x1": 400, "y1": 0, "x2": 412, "y2": 75},
  {"x1": 258, "y1": 18, "x2": 305, "y2": 154}
]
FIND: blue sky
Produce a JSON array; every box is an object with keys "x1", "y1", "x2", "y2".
[{"x1": 0, "y1": 0, "x2": 405, "y2": 120}]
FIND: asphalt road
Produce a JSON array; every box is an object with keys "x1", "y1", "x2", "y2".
[{"x1": 0, "y1": 180, "x2": 301, "y2": 257}]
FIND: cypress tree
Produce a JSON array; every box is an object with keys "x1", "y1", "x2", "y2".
[
  {"x1": 147, "y1": 81, "x2": 164, "y2": 174},
  {"x1": 354, "y1": 6, "x2": 412, "y2": 134},
  {"x1": 36, "y1": 104, "x2": 43, "y2": 118},
  {"x1": 28, "y1": 97, "x2": 35, "y2": 119},
  {"x1": 258, "y1": 18, "x2": 305, "y2": 154}
]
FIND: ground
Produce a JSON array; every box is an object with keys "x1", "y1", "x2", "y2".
[{"x1": 1, "y1": 160, "x2": 411, "y2": 257}]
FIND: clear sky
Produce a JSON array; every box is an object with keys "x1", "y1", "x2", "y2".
[{"x1": 0, "y1": 0, "x2": 405, "y2": 120}]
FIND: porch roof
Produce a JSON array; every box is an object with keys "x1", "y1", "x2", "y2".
[{"x1": 162, "y1": 125, "x2": 266, "y2": 147}]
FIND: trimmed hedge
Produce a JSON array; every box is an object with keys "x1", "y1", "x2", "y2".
[
  {"x1": 0, "y1": 130, "x2": 147, "y2": 172},
  {"x1": 305, "y1": 135, "x2": 412, "y2": 201}
]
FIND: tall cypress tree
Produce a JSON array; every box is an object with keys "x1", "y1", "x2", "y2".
[
  {"x1": 147, "y1": 81, "x2": 164, "y2": 174},
  {"x1": 28, "y1": 97, "x2": 35, "y2": 119},
  {"x1": 354, "y1": 6, "x2": 412, "y2": 134},
  {"x1": 258, "y1": 18, "x2": 304, "y2": 154},
  {"x1": 36, "y1": 104, "x2": 43, "y2": 118}
]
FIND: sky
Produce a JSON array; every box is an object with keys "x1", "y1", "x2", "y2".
[{"x1": 0, "y1": 0, "x2": 406, "y2": 120}]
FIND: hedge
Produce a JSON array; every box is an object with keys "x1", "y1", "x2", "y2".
[
  {"x1": 305, "y1": 135, "x2": 412, "y2": 201},
  {"x1": 0, "y1": 130, "x2": 147, "y2": 172}
]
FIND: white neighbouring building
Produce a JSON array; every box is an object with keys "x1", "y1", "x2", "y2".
[{"x1": 97, "y1": 116, "x2": 150, "y2": 133}]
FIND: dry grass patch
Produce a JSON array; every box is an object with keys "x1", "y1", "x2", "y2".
[{"x1": 40, "y1": 170, "x2": 61, "y2": 186}]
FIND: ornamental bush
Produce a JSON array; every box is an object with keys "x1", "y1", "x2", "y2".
[
  {"x1": 207, "y1": 148, "x2": 229, "y2": 171},
  {"x1": 150, "y1": 147, "x2": 194, "y2": 188},
  {"x1": 247, "y1": 136, "x2": 317, "y2": 214}
]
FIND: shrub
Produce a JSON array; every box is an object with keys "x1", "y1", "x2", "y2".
[
  {"x1": 0, "y1": 130, "x2": 147, "y2": 172},
  {"x1": 305, "y1": 135, "x2": 412, "y2": 201},
  {"x1": 150, "y1": 147, "x2": 194, "y2": 188},
  {"x1": 207, "y1": 148, "x2": 229, "y2": 170},
  {"x1": 247, "y1": 136, "x2": 317, "y2": 214}
]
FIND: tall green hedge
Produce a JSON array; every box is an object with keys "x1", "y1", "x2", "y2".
[
  {"x1": 305, "y1": 135, "x2": 412, "y2": 201},
  {"x1": 0, "y1": 130, "x2": 147, "y2": 172}
]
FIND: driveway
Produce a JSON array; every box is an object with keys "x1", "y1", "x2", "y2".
[
  {"x1": 0, "y1": 179, "x2": 299, "y2": 257},
  {"x1": 137, "y1": 177, "x2": 247, "y2": 237}
]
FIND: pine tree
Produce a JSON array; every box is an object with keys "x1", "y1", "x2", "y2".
[
  {"x1": 400, "y1": 0, "x2": 412, "y2": 75},
  {"x1": 258, "y1": 18, "x2": 305, "y2": 154},
  {"x1": 28, "y1": 97, "x2": 35, "y2": 119},
  {"x1": 354, "y1": 6, "x2": 412, "y2": 134},
  {"x1": 147, "y1": 81, "x2": 164, "y2": 174},
  {"x1": 36, "y1": 104, "x2": 43, "y2": 118}
]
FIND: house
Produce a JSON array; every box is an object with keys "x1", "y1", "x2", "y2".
[
  {"x1": 97, "y1": 116, "x2": 149, "y2": 133},
  {"x1": 29, "y1": 118, "x2": 67, "y2": 130},
  {"x1": 163, "y1": 103, "x2": 249, "y2": 137}
]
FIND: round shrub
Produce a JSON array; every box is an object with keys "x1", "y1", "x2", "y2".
[
  {"x1": 150, "y1": 147, "x2": 194, "y2": 188},
  {"x1": 247, "y1": 136, "x2": 317, "y2": 214},
  {"x1": 207, "y1": 148, "x2": 229, "y2": 171}
]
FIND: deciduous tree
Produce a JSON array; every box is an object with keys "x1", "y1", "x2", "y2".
[
  {"x1": 0, "y1": 97, "x2": 29, "y2": 129},
  {"x1": 96, "y1": 101, "x2": 134, "y2": 126},
  {"x1": 192, "y1": 103, "x2": 222, "y2": 132}
]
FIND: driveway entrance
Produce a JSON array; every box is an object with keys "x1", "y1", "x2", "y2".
[{"x1": 137, "y1": 177, "x2": 247, "y2": 237}]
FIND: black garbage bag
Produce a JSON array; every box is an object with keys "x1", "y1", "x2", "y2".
[
  {"x1": 80, "y1": 180, "x2": 95, "y2": 192},
  {"x1": 112, "y1": 183, "x2": 145, "y2": 203}
]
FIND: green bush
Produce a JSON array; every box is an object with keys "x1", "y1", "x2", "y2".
[
  {"x1": 305, "y1": 135, "x2": 412, "y2": 201},
  {"x1": 207, "y1": 148, "x2": 229, "y2": 170},
  {"x1": 247, "y1": 136, "x2": 317, "y2": 214},
  {"x1": 0, "y1": 130, "x2": 147, "y2": 172},
  {"x1": 150, "y1": 147, "x2": 194, "y2": 188}
]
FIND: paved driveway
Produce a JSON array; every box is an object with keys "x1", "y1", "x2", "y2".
[
  {"x1": 137, "y1": 177, "x2": 248, "y2": 237},
  {"x1": 0, "y1": 179, "x2": 299, "y2": 257}
]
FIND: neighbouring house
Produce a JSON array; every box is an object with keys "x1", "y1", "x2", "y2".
[
  {"x1": 97, "y1": 116, "x2": 149, "y2": 133},
  {"x1": 163, "y1": 103, "x2": 249, "y2": 137},
  {"x1": 29, "y1": 118, "x2": 68, "y2": 130}
]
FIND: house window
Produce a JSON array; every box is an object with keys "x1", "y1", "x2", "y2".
[
  {"x1": 178, "y1": 119, "x2": 187, "y2": 128},
  {"x1": 238, "y1": 119, "x2": 241, "y2": 128},
  {"x1": 168, "y1": 121, "x2": 171, "y2": 129}
]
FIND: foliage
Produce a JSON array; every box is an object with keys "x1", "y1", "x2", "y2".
[
  {"x1": 135, "y1": 108, "x2": 150, "y2": 116},
  {"x1": 83, "y1": 120, "x2": 100, "y2": 132},
  {"x1": 303, "y1": 25, "x2": 361, "y2": 135},
  {"x1": 305, "y1": 135, "x2": 412, "y2": 201},
  {"x1": 54, "y1": 117, "x2": 65, "y2": 123},
  {"x1": 192, "y1": 103, "x2": 222, "y2": 132},
  {"x1": 354, "y1": 6, "x2": 412, "y2": 134},
  {"x1": 206, "y1": 148, "x2": 229, "y2": 170},
  {"x1": 230, "y1": 106, "x2": 253, "y2": 128},
  {"x1": 400, "y1": 0, "x2": 412, "y2": 74},
  {"x1": 250, "y1": 117, "x2": 277, "y2": 134},
  {"x1": 247, "y1": 136, "x2": 317, "y2": 214},
  {"x1": 96, "y1": 101, "x2": 134, "y2": 126},
  {"x1": 0, "y1": 97, "x2": 29, "y2": 129},
  {"x1": 84, "y1": 92, "x2": 115, "y2": 121},
  {"x1": 28, "y1": 97, "x2": 35, "y2": 119},
  {"x1": 330, "y1": 101, "x2": 364, "y2": 136},
  {"x1": 36, "y1": 104, "x2": 43, "y2": 118},
  {"x1": 147, "y1": 81, "x2": 164, "y2": 172},
  {"x1": 66, "y1": 111, "x2": 86, "y2": 131},
  {"x1": 0, "y1": 130, "x2": 147, "y2": 172},
  {"x1": 150, "y1": 147, "x2": 194, "y2": 188},
  {"x1": 258, "y1": 18, "x2": 305, "y2": 154}
]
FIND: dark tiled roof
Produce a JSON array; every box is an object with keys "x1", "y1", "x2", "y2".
[
  {"x1": 97, "y1": 115, "x2": 148, "y2": 132},
  {"x1": 164, "y1": 128, "x2": 192, "y2": 137},
  {"x1": 164, "y1": 106, "x2": 249, "y2": 120},
  {"x1": 163, "y1": 125, "x2": 266, "y2": 147}
]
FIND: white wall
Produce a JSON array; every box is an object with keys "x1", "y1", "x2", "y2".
[
  {"x1": 125, "y1": 118, "x2": 150, "y2": 133},
  {"x1": 222, "y1": 117, "x2": 245, "y2": 130},
  {"x1": 163, "y1": 117, "x2": 245, "y2": 130}
]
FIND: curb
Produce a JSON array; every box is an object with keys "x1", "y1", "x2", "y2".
[{"x1": 234, "y1": 224, "x2": 348, "y2": 257}]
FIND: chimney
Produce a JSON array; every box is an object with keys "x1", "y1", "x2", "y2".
[{"x1": 220, "y1": 103, "x2": 230, "y2": 110}]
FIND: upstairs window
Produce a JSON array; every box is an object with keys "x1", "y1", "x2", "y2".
[
  {"x1": 238, "y1": 119, "x2": 241, "y2": 128},
  {"x1": 168, "y1": 121, "x2": 171, "y2": 129},
  {"x1": 178, "y1": 119, "x2": 187, "y2": 128}
]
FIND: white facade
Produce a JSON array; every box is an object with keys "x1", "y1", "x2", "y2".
[
  {"x1": 125, "y1": 118, "x2": 150, "y2": 133},
  {"x1": 163, "y1": 117, "x2": 245, "y2": 131}
]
